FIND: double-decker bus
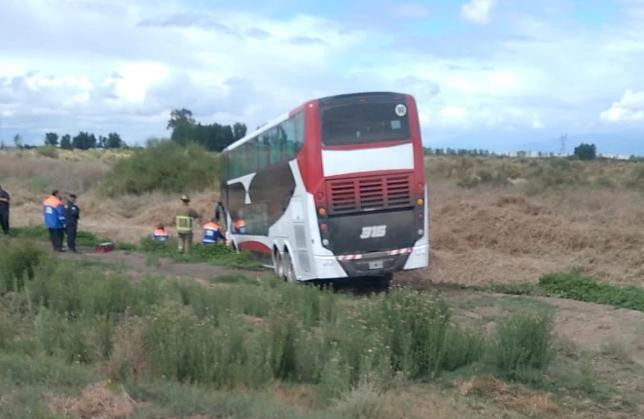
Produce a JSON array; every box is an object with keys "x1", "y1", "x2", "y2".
[{"x1": 219, "y1": 91, "x2": 428, "y2": 284}]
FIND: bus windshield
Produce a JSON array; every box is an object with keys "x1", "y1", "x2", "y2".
[{"x1": 321, "y1": 100, "x2": 410, "y2": 146}]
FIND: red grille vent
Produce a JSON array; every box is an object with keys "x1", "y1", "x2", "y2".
[{"x1": 327, "y1": 174, "x2": 413, "y2": 214}]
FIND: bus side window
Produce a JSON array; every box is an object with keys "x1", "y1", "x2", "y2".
[{"x1": 258, "y1": 135, "x2": 269, "y2": 172}]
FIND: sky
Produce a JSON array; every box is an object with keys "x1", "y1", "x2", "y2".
[{"x1": 1, "y1": 0, "x2": 644, "y2": 154}]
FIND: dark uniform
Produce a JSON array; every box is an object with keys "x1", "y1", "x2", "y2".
[
  {"x1": 65, "y1": 198, "x2": 80, "y2": 252},
  {"x1": 0, "y1": 186, "x2": 9, "y2": 235}
]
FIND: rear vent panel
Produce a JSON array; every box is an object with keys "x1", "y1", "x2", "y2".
[{"x1": 327, "y1": 174, "x2": 413, "y2": 214}]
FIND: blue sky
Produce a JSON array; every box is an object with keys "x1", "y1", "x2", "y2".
[{"x1": 1, "y1": 0, "x2": 643, "y2": 154}]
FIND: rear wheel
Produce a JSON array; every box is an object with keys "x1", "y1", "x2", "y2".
[
  {"x1": 273, "y1": 250, "x2": 283, "y2": 278},
  {"x1": 282, "y1": 251, "x2": 296, "y2": 282},
  {"x1": 375, "y1": 273, "x2": 392, "y2": 290}
]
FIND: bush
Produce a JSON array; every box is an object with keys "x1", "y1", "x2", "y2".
[
  {"x1": 492, "y1": 312, "x2": 554, "y2": 380},
  {"x1": 0, "y1": 240, "x2": 45, "y2": 293},
  {"x1": 35, "y1": 145, "x2": 59, "y2": 159},
  {"x1": 102, "y1": 141, "x2": 219, "y2": 196}
]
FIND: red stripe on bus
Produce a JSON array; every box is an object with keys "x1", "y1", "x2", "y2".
[{"x1": 238, "y1": 241, "x2": 272, "y2": 254}]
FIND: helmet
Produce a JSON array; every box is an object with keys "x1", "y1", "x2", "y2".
[{"x1": 181, "y1": 194, "x2": 190, "y2": 202}]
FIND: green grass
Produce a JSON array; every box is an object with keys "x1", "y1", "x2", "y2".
[
  {"x1": 139, "y1": 236, "x2": 261, "y2": 269},
  {"x1": 538, "y1": 273, "x2": 644, "y2": 311},
  {"x1": 0, "y1": 239, "x2": 575, "y2": 417},
  {"x1": 9, "y1": 225, "x2": 109, "y2": 247},
  {"x1": 488, "y1": 272, "x2": 644, "y2": 313}
]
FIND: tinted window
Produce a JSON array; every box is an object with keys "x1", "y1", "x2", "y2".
[{"x1": 321, "y1": 101, "x2": 410, "y2": 146}]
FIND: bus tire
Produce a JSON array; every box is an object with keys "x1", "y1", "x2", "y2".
[
  {"x1": 273, "y1": 249, "x2": 283, "y2": 278},
  {"x1": 376, "y1": 273, "x2": 392, "y2": 290},
  {"x1": 283, "y1": 251, "x2": 295, "y2": 282}
]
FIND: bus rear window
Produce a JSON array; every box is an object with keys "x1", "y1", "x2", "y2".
[{"x1": 321, "y1": 101, "x2": 410, "y2": 146}]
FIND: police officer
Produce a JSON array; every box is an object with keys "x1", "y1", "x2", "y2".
[
  {"x1": 0, "y1": 184, "x2": 9, "y2": 235},
  {"x1": 65, "y1": 194, "x2": 80, "y2": 252}
]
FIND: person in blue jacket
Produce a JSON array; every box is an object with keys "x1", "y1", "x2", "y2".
[{"x1": 43, "y1": 190, "x2": 66, "y2": 251}]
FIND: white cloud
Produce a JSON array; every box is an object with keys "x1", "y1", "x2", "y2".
[
  {"x1": 600, "y1": 90, "x2": 644, "y2": 122},
  {"x1": 461, "y1": 0, "x2": 496, "y2": 24}
]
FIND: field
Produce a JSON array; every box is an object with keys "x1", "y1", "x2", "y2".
[{"x1": 1, "y1": 148, "x2": 644, "y2": 418}]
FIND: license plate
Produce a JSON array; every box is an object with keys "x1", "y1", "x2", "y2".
[{"x1": 368, "y1": 260, "x2": 384, "y2": 270}]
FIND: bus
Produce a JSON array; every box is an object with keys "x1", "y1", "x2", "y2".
[{"x1": 219, "y1": 91, "x2": 429, "y2": 284}]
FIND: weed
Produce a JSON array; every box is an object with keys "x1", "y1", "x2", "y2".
[
  {"x1": 0, "y1": 240, "x2": 45, "y2": 293},
  {"x1": 492, "y1": 312, "x2": 554, "y2": 381}
]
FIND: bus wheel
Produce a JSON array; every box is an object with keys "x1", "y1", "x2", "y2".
[
  {"x1": 273, "y1": 250, "x2": 283, "y2": 278},
  {"x1": 376, "y1": 273, "x2": 392, "y2": 290},
  {"x1": 283, "y1": 251, "x2": 295, "y2": 282}
]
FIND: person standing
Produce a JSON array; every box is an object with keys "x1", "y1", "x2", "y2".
[
  {"x1": 43, "y1": 190, "x2": 66, "y2": 251},
  {"x1": 65, "y1": 194, "x2": 80, "y2": 252},
  {"x1": 175, "y1": 195, "x2": 200, "y2": 253},
  {"x1": 0, "y1": 184, "x2": 9, "y2": 235}
]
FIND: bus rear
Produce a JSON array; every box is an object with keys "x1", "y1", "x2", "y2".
[{"x1": 302, "y1": 92, "x2": 429, "y2": 280}]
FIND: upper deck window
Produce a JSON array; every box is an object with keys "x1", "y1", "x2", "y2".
[{"x1": 321, "y1": 99, "x2": 410, "y2": 146}]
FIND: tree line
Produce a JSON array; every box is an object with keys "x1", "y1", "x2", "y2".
[
  {"x1": 167, "y1": 108, "x2": 247, "y2": 152},
  {"x1": 43, "y1": 132, "x2": 126, "y2": 150}
]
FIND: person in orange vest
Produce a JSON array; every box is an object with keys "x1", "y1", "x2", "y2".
[
  {"x1": 152, "y1": 224, "x2": 169, "y2": 241},
  {"x1": 232, "y1": 217, "x2": 246, "y2": 234},
  {"x1": 43, "y1": 190, "x2": 66, "y2": 251},
  {"x1": 202, "y1": 218, "x2": 225, "y2": 245}
]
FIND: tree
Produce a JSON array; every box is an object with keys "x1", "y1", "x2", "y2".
[
  {"x1": 233, "y1": 122, "x2": 247, "y2": 140},
  {"x1": 105, "y1": 132, "x2": 124, "y2": 149},
  {"x1": 44, "y1": 132, "x2": 59, "y2": 147},
  {"x1": 13, "y1": 134, "x2": 22, "y2": 149},
  {"x1": 573, "y1": 143, "x2": 596, "y2": 160},
  {"x1": 72, "y1": 132, "x2": 97, "y2": 150},
  {"x1": 167, "y1": 108, "x2": 195, "y2": 130},
  {"x1": 60, "y1": 134, "x2": 72, "y2": 150}
]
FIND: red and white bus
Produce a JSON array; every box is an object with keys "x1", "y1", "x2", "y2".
[{"x1": 220, "y1": 92, "x2": 429, "y2": 283}]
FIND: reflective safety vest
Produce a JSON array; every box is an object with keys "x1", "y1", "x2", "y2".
[
  {"x1": 176, "y1": 215, "x2": 193, "y2": 233},
  {"x1": 202, "y1": 222, "x2": 224, "y2": 244},
  {"x1": 43, "y1": 195, "x2": 65, "y2": 229},
  {"x1": 153, "y1": 229, "x2": 169, "y2": 241}
]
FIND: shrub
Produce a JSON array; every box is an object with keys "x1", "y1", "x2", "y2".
[
  {"x1": 35, "y1": 145, "x2": 59, "y2": 159},
  {"x1": 102, "y1": 141, "x2": 219, "y2": 196},
  {"x1": 492, "y1": 312, "x2": 554, "y2": 380},
  {"x1": 0, "y1": 240, "x2": 45, "y2": 293}
]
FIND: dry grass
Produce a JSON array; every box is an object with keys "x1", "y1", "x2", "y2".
[
  {"x1": 49, "y1": 382, "x2": 135, "y2": 419},
  {"x1": 417, "y1": 180, "x2": 644, "y2": 286},
  {"x1": 458, "y1": 376, "x2": 559, "y2": 417}
]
